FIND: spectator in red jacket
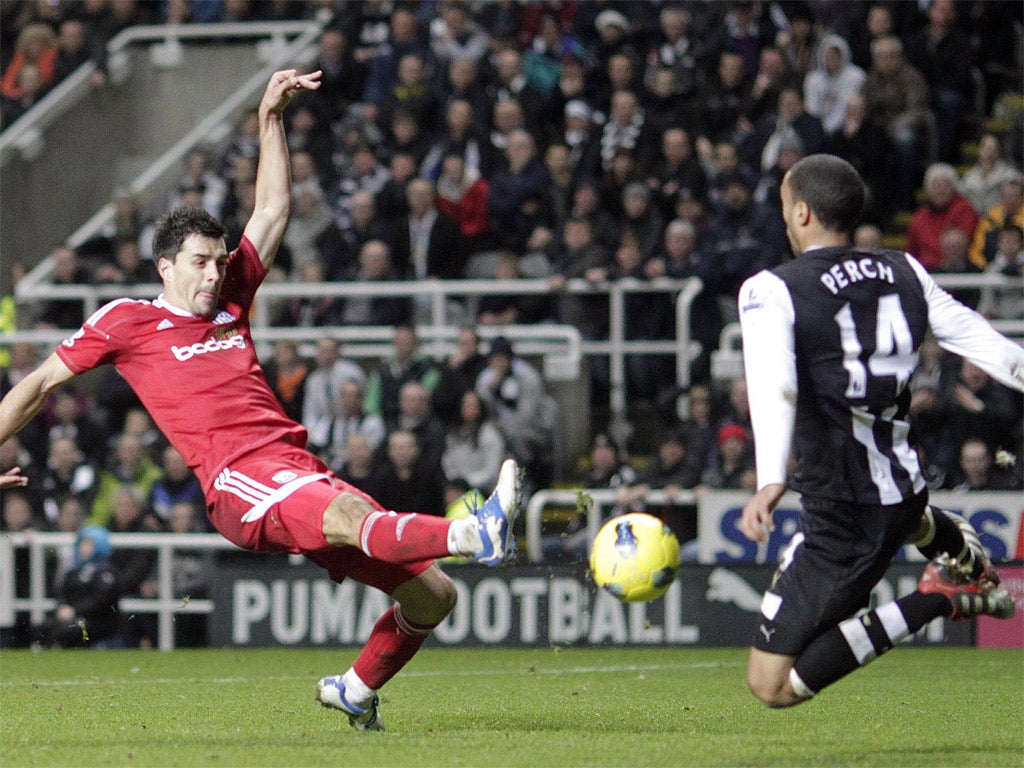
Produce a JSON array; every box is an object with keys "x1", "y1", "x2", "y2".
[
  {"x1": 904, "y1": 163, "x2": 979, "y2": 271},
  {"x1": 436, "y1": 150, "x2": 491, "y2": 251},
  {"x1": 1, "y1": 23, "x2": 58, "y2": 100}
]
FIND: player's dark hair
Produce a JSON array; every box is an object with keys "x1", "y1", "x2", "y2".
[
  {"x1": 786, "y1": 154, "x2": 865, "y2": 235},
  {"x1": 152, "y1": 206, "x2": 227, "y2": 263}
]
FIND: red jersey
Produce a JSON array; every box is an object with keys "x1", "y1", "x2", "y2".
[{"x1": 55, "y1": 237, "x2": 308, "y2": 495}]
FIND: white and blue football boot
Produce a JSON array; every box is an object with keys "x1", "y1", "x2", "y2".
[
  {"x1": 316, "y1": 675, "x2": 384, "y2": 731},
  {"x1": 473, "y1": 458, "x2": 521, "y2": 566}
]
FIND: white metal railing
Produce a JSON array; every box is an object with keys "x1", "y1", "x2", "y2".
[
  {"x1": 524, "y1": 488, "x2": 698, "y2": 563},
  {"x1": 0, "y1": 20, "x2": 325, "y2": 164},
  {"x1": 8, "y1": 277, "x2": 705, "y2": 428},
  {"x1": 1, "y1": 531, "x2": 226, "y2": 652},
  {"x1": 7, "y1": 273, "x2": 1021, "y2": 424}
]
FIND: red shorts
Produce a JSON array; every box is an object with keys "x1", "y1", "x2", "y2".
[{"x1": 207, "y1": 444, "x2": 431, "y2": 594}]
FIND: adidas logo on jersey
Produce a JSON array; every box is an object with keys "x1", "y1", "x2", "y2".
[
  {"x1": 171, "y1": 334, "x2": 246, "y2": 361},
  {"x1": 213, "y1": 311, "x2": 237, "y2": 325},
  {"x1": 156, "y1": 319, "x2": 174, "y2": 330}
]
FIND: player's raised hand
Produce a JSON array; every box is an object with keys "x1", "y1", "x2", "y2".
[
  {"x1": 260, "y1": 69, "x2": 322, "y2": 117},
  {"x1": 0, "y1": 467, "x2": 29, "y2": 489}
]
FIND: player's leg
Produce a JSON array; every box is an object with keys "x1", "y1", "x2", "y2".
[
  {"x1": 785, "y1": 588, "x2": 953, "y2": 704},
  {"x1": 749, "y1": 497, "x2": 929, "y2": 707},
  {"x1": 788, "y1": 563, "x2": 1013, "y2": 703},
  {"x1": 906, "y1": 504, "x2": 996, "y2": 583},
  {"x1": 759, "y1": 498, "x2": 1014, "y2": 707},
  {"x1": 324, "y1": 458, "x2": 521, "y2": 566},
  {"x1": 212, "y1": 455, "x2": 520, "y2": 567},
  {"x1": 316, "y1": 561, "x2": 456, "y2": 731}
]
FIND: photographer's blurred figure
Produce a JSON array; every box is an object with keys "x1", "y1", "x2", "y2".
[{"x1": 33, "y1": 526, "x2": 120, "y2": 649}]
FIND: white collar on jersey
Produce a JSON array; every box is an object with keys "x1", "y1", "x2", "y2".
[
  {"x1": 154, "y1": 293, "x2": 236, "y2": 325},
  {"x1": 154, "y1": 293, "x2": 198, "y2": 317}
]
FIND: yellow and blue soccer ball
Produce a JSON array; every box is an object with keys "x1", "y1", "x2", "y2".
[{"x1": 589, "y1": 513, "x2": 681, "y2": 602}]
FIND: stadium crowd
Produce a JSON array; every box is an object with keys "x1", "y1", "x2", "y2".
[{"x1": 1, "y1": 0, "x2": 1022, "y2": 647}]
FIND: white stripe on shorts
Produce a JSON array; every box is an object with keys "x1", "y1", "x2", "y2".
[
  {"x1": 224, "y1": 470, "x2": 275, "y2": 496},
  {"x1": 215, "y1": 469, "x2": 332, "y2": 523},
  {"x1": 214, "y1": 468, "x2": 265, "y2": 505}
]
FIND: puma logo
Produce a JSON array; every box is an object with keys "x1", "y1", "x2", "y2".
[
  {"x1": 706, "y1": 568, "x2": 763, "y2": 612},
  {"x1": 759, "y1": 624, "x2": 775, "y2": 643}
]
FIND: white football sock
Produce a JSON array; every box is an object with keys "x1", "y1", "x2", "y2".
[
  {"x1": 447, "y1": 516, "x2": 482, "y2": 556},
  {"x1": 342, "y1": 668, "x2": 376, "y2": 710}
]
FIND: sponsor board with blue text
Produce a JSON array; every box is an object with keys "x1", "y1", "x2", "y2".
[{"x1": 698, "y1": 491, "x2": 1023, "y2": 564}]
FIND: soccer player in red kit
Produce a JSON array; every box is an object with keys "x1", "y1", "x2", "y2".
[{"x1": 0, "y1": 70, "x2": 520, "y2": 731}]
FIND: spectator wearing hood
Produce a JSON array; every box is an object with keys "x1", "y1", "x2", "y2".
[
  {"x1": 475, "y1": 336, "x2": 549, "y2": 471},
  {"x1": 33, "y1": 526, "x2": 120, "y2": 648},
  {"x1": 803, "y1": 33, "x2": 866, "y2": 135},
  {"x1": 592, "y1": 8, "x2": 636, "y2": 62},
  {"x1": 559, "y1": 99, "x2": 602, "y2": 183}
]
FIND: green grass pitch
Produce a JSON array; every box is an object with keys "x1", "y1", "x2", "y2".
[{"x1": 1, "y1": 647, "x2": 1021, "y2": 767}]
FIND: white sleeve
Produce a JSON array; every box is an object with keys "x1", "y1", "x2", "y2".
[
  {"x1": 738, "y1": 270, "x2": 798, "y2": 489},
  {"x1": 905, "y1": 254, "x2": 1024, "y2": 392}
]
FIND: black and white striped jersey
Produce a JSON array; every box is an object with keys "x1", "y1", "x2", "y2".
[{"x1": 739, "y1": 246, "x2": 1024, "y2": 505}]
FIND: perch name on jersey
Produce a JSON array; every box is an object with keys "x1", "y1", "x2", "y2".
[{"x1": 817, "y1": 256, "x2": 895, "y2": 295}]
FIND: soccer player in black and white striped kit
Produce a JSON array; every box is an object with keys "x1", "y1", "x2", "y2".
[{"x1": 737, "y1": 154, "x2": 1021, "y2": 708}]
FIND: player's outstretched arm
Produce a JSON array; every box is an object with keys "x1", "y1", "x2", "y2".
[
  {"x1": 906, "y1": 254, "x2": 1024, "y2": 393},
  {"x1": 242, "y1": 69, "x2": 322, "y2": 269},
  {"x1": 0, "y1": 353, "x2": 77, "y2": 484}
]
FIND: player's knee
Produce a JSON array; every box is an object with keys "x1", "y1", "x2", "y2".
[
  {"x1": 747, "y1": 669, "x2": 793, "y2": 708},
  {"x1": 398, "y1": 569, "x2": 457, "y2": 626},
  {"x1": 322, "y1": 492, "x2": 374, "y2": 546}
]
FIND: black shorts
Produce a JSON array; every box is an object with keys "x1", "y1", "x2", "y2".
[{"x1": 753, "y1": 491, "x2": 927, "y2": 656}]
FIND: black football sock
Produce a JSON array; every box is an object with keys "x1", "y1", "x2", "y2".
[
  {"x1": 909, "y1": 506, "x2": 983, "y2": 578},
  {"x1": 790, "y1": 592, "x2": 950, "y2": 698}
]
